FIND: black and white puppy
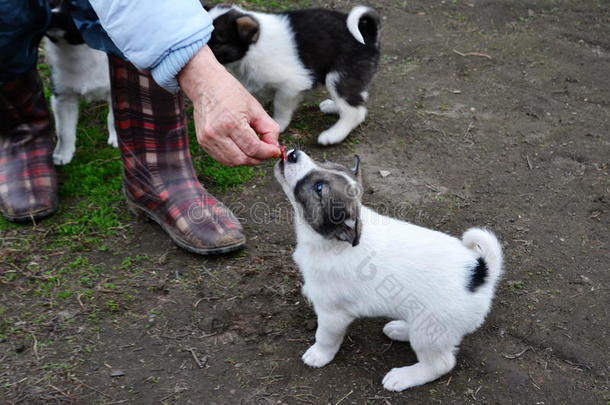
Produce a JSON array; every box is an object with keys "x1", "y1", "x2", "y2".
[
  {"x1": 275, "y1": 150, "x2": 504, "y2": 391},
  {"x1": 206, "y1": 4, "x2": 381, "y2": 145},
  {"x1": 45, "y1": 1, "x2": 117, "y2": 165}
]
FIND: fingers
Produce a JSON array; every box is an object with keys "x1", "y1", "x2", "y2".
[
  {"x1": 200, "y1": 133, "x2": 263, "y2": 167},
  {"x1": 196, "y1": 118, "x2": 263, "y2": 167},
  {"x1": 229, "y1": 123, "x2": 281, "y2": 161}
]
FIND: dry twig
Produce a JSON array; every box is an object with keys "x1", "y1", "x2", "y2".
[
  {"x1": 502, "y1": 346, "x2": 532, "y2": 359},
  {"x1": 453, "y1": 49, "x2": 493, "y2": 59}
]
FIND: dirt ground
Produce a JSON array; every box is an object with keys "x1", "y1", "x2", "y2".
[{"x1": 1, "y1": 0, "x2": 609, "y2": 404}]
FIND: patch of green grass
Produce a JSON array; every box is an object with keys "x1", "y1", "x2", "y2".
[
  {"x1": 105, "y1": 299, "x2": 120, "y2": 313},
  {"x1": 0, "y1": 219, "x2": 19, "y2": 231},
  {"x1": 56, "y1": 103, "x2": 124, "y2": 236},
  {"x1": 214, "y1": 0, "x2": 315, "y2": 11},
  {"x1": 119, "y1": 254, "x2": 149, "y2": 271}
]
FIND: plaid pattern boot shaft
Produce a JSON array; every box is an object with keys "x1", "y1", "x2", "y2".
[
  {"x1": 0, "y1": 70, "x2": 58, "y2": 222},
  {"x1": 109, "y1": 56, "x2": 245, "y2": 255}
]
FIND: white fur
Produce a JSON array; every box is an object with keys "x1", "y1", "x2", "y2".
[
  {"x1": 276, "y1": 152, "x2": 504, "y2": 392},
  {"x1": 206, "y1": 5, "x2": 233, "y2": 20},
  {"x1": 212, "y1": 6, "x2": 369, "y2": 144},
  {"x1": 317, "y1": 72, "x2": 367, "y2": 145},
  {"x1": 346, "y1": 5, "x2": 373, "y2": 45},
  {"x1": 44, "y1": 38, "x2": 117, "y2": 165}
]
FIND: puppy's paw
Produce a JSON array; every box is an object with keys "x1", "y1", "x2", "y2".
[
  {"x1": 383, "y1": 320, "x2": 410, "y2": 342},
  {"x1": 383, "y1": 367, "x2": 418, "y2": 392},
  {"x1": 317, "y1": 129, "x2": 346, "y2": 146},
  {"x1": 107, "y1": 131, "x2": 118, "y2": 148},
  {"x1": 302, "y1": 344, "x2": 335, "y2": 368},
  {"x1": 319, "y1": 99, "x2": 338, "y2": 114},
  {"x1": 53, "y1": 147, "x2": 75, "y2": 166}
]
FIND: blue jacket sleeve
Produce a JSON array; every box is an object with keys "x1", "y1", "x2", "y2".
[{"x1": 88, "y1": 0, "x2": 213, "y2": 93}]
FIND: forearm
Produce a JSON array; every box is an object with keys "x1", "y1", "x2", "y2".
[{"x1": 178, "y1": 46, "x2": 227, "y2": 101}]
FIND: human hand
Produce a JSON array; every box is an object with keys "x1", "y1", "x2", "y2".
[{"x1": 178, "y1": 46, "x2": 281, "y2": 166}]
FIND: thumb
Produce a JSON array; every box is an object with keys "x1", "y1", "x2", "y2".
[{"x1": 250, "y1": 105, "x2": 281, "y2": 149}]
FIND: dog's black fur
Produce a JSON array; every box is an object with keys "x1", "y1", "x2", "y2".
[
  {"x1": 468, "y1": 257, "x2": 489, "y2": 292},
  {"x1": 286, "y1": 9, "x2": 380, "y2": 106},
  {"x1": 45, "y1": 0, "x2": 85, "y2": 45},
  {"x1": 207, "y1": 9, "x2": 260, "y2": 64}
]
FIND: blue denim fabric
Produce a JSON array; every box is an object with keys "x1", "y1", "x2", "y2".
[
  {"x1": 66, "y1": 0, "x2": 123, "y2": 58},
  {"x1": 0, "y1": 0, "x2": 52, "y2": 83},
  {"x1": 0, "y1": 0, "x2": 122, "y2": 84}
]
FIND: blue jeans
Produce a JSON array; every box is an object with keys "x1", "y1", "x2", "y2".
[{"x1": 0, "y1": 0, "x2": 123, "y2": 84}]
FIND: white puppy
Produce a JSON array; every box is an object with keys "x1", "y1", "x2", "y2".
[
  {"x1": 44, "y1": 6, "x2": 117, "y2": 165},
  {"x1": 275, "y1": 150, "x2": 503, "y2": 392}
]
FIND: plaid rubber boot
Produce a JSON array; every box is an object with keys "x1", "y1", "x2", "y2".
[
  {"x1": 108, "y1": 56, "x2": 246, "y2": 255},
  {"x1": 0, "y1": 70, "x2": 58, "y2": 222}
]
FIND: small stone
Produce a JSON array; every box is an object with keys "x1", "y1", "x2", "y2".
[
  {"x1": 110, "y1": 369, "x2": 125, "y2": 377},
  {"x1": 158, "y1": 252, "x2": 168, "y2": 265},
  {"x1": 379, "y1": 170, "x2": 391, "y2": 178},
  {"x1": 305, "y1": 319, "x2": 317, "y2": 331},
  {"x1": 580, "y1": 275, "x2": 592, "y2": 284},
  {"x1": 259, "y1": 343, "x2": 275, "y2": 355},
  {"x1": 57, "y1": 310, "x2": 76, "y2": 321}
]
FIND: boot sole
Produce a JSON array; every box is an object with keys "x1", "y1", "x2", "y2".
[
  {"x1": 2, "y1": 204, "x2": 58, "y2": 223},
  {"x1": 124, "y1": 197, "x2": 246, "y2": 256}
]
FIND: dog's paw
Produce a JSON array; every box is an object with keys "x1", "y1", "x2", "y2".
[
  {"x1": 383, "y1": 367, "x2": 418, "y2": 392},
  {"x1": 53, "y1": 148, "x2": 75, "y2": 166},
  {"x1": 383, "y1": 320, "x2": 410, "y2": 342},
  {"x1": 317, "y1": 129, "x2": 346, "y2": 146},
  {"x1": 107, "y1": 131, "x2": 118, "y2": 148},
  {"x1": 302, "y1": 344, "x2": 335, "y2": 368},
  {"x1": 319, "y1": 99, "x2": 338, "y2": 114}
]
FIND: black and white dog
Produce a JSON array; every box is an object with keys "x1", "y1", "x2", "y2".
[
  {"x1": 44, "y1": 1, "x2": 116, "y2": 165},
  {"x1": 206, "y1": 4, "x2": 381, "y2": 145},
  {"x1": 275, "y1": 150, "x2": 504, "y2": 391}
]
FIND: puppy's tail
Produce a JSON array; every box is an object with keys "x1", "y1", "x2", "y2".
[
  {"x1": 347, "y1": 6, "x2": 381, "y2": 47},
  {"x1": 462, "y1": 228, "x2": 504, "y2": 292}
]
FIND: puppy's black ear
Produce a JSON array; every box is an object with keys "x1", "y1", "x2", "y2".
[
  {"x1": 203, "y1": 4, "x2": 211, "y2": 11},
  {"x1": 350, "y1": 155, "x2": 362, "y2": 184},
  {"x1": 335, "y1": 218, "x2": 362, "y2": 247},
  {"x1": 235, "y1": 15, "x2": 260, "y2": 44}
]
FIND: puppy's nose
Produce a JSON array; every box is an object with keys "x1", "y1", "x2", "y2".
[{"x1": 287, "y1": 149, "x2": 299, "y2": 163}]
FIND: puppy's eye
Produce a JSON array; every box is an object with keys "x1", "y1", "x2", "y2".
[{"x1": 313, "y1": 182, "x2": 324, "y2": 195}]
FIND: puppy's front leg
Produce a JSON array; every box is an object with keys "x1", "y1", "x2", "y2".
[
  {"x1": 106, "y1": 97, "x2": 118, "y2": 148},
  {"x1": 302, "y1": 310, "x2": 353, "y2": 368},
  {"x1": 273, "y1": 90, "x2": 302, "y2": 132},
  {"x1": 52, "y1": 93, "x2": 79, "y2": 165}
]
